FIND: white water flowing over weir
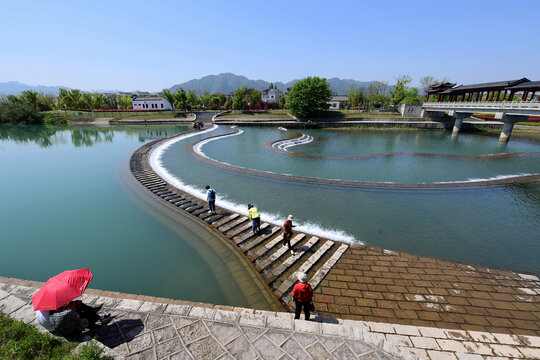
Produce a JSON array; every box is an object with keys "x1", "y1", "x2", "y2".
[
  {"x1": 272, "y1": 134, "x2": 314, "y2": 152},
  {"x1": 149, "y1": 125, "x2": 359, "y2": 244}
]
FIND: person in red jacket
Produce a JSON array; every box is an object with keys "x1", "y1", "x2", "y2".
[{"x1": 292, "y1": 271, "x2": 313, "y2": 320}]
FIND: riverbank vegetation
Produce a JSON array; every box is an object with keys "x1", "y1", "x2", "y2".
[{"x1": 0, "y1": 311, "x2": 109, "y2": 359}]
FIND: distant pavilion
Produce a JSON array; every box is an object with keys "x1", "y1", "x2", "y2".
[{"x1": 426, "y1": 78, "x2": 540, "y2": 103}]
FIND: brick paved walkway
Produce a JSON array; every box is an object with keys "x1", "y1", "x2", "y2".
[
  {"x1": 2, "y1": 278, "x2": 539, "y2": 359},
  {"x1": 313, "y1": 245, "x2": 540, "y2": 336},
  {"x1": 0, "y1": 279, "x2": 411, "y2": 360}
]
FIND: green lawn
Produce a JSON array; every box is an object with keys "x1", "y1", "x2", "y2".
[
  {"x1": 0, "y1": 312, "x2": 109, "y2": 359},
  {"x1": 516, "y1": 122, "x2": 540, "y2": 127}
]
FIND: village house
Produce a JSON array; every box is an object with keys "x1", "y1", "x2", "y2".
[
  {"x1": 132, "y1": 96, "x2": 172, "y2": 110},
  {"x1": 261, "y1": 88, "x2": 283, "y2": 104},
  {"x1": 328, "y1": 95, "x2": 349, "y2": 109}
]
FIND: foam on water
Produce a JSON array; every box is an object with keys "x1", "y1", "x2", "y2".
[
  {"x1": 149, "y1": 126, "x2": 360, "y2": 244},
  {"x1": 434, "y1": 173, "x2": 536, "y2": 184}
]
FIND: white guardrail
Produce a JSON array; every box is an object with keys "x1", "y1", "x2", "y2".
[{"x1": 423, "y1": 101, "x2": 540, "y2": 111}]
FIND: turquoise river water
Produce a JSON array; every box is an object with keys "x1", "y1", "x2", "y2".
[{"x1": 0, "y1": 125, "x2": 276, "y2": 310}]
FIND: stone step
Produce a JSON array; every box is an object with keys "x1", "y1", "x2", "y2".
[
  {"x1": 239, "y1": 225, "x2": 279, "y2": 251},
  {"x1": 274, "y1": 240, "x2": 334, "y2": 298},
  {"x1": 168, "y1": 196, "x2": 186, "y2": 203},
  {"x1": 226, "y1": 221, "x2": 254, "y2": 239},
  {"x1": 233, "y1": 223, "x2": 271, "y2": 245},
  {"x1": 199, "y1": 211, "x2": 216, "y2": 220},
  {"x1": 153, "y1": 189, "x2": 170, "y2": 195},
  {"x1": 308, "y1": 244, "x2": 349, "y2": 290},
  {"x1": 173, "y1": 199, "x2": 191, "y2": 206},
  {"x1": 139, "y1": 179, "x2": 163, "y2": 186},
  {"x1": 138, "y1": 175, "x2": 159, "y2": 181},
  {"x1": 247, "y1": 228, "x2": 284, "y2": 260},
  {"x1": 255, "y1": 234, "x2": 306, "y2": 272},
  {"x1": 220, "y1": 217, "x2": 249, "y2": 234},
  {"x1": 185, "y1": 204, "x2": 203, "y2": 213},
  {"x1": 212, "y1": 213, "x2": 239, "y2": 227},
  {"x1": 138, "y1": 178, "x2": 162, "y2": 184},
  {"x1": 265, "y1": 236, "x2": 319, "y2": 284},
  {"x1": 204, "y1": 213, "x2": 224, "y2": 223},
  {"x1": 178, "y1": 201, "x2": 197, "y2": 210},
  {"x1": 191, "y1": 207, "x2": 209, "y2": 217},
  {"x1": 162, "y1": 194, "x2": 181, "y2": 201},
  {"x1": 148, "y1": 184, "x2": 165, "y2": 191}
]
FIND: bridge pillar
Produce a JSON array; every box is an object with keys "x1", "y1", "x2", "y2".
[
  {"x1": 450, "y1": 112, "x2": 472, "y2": 139},
  {"x1": 498, "y1": 114, "x2": 528, "y2": 143}
]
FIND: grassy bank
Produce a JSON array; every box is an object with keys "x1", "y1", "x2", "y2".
[{"x1": 0, "y1": 312, "x2": 109, "y2": 359}]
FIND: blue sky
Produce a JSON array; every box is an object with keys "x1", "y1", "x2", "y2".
[{"x1": 1, "y1": 0, "x2": 539, "y2": 92}]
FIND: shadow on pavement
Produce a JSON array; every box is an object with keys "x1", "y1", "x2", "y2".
[{"x1": 92, "y1": 319, "x2": 144, "y2": 349}]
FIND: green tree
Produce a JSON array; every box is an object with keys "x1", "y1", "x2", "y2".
[
  {"x1": 279, "y1": 94, "x2": 287, "y2": 109},
  {"x1": 162, "y1": 89, "x2": 176, "y2": 110},
  {"x1": 402, "y1": 87, "x2": 423, "y2": 104},
  {"x1": 390, "y1": 75, "x2": 412, "y2": 105},
  {"x1": 92, "y1": 94, "x2": 107, "y2": 110},
  {"x1": 173, "y1": 87, "x2": 187, "y2": 110},
  {"x1": 36, "y1": 93, "x2": 56, "y2": 111},
  {"x1": 366, "y1": 81, "x2": 389, "y2": 108},
  {"x1": 0, "y1": 101, "x2": 42, "y2": 124},
  {"x1": 80, "y1": 93, "x2": 94, "y2": 110},
  {"x1": 186, "y1": 90, "x2": 201, "y2": 109},
  {"x1": 233, "y1": 86, "x2": 247, "y2": 110},
  {"x1": 117, "y1": 95, "x2": 132, "y2": 109},
  {"x1": 346, "y1": 85, "x2": 364, "y2": 107},
  {"x1": 19, "y1": 90, "x2": 39, "y2": 108},
  {"x1": 286, "y1": 76, "x2": 332, "y2": 118},
  {"x1": 248, "y1": 89, "x2": 261, "y2": 108},
  {"x1": 59, "y1": 88, "x2": 83, "y2": 109}
]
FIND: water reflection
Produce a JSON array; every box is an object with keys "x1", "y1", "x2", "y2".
[{"x1": 0, "y1": 125, "x2": 187, "y2": 148}]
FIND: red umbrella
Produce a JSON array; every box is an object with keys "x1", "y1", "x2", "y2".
[{"x1": 32, "y1": 269, "x2": 93, "y2": 311}]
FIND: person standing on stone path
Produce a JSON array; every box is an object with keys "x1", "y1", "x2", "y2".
[
  {"x1": 248, "y1": 204, "x2": 261, "y2": 233},
  {"x1": 205, "y1": 185, "x2": 216, "y2": 214},
  {"x1": 292, "y1": 271, "x2": 313, "y2": 320},
  {"x1": 283, "y1": 214, "x2": 296, "y2": 255}
]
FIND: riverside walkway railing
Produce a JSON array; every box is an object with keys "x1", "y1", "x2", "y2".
[{"x1": 423, "y1": 100, "x2": 540, "y2": 115}]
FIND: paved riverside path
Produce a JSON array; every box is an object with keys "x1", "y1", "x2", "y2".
[
  {"x1": 0, "y1": 278, "x2": 412, "y2": 360},
  {"x1": 2, "y1": 278, "x2": 540, "y2": 360}
]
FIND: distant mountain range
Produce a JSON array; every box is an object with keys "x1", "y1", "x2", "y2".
[
  {"x1": 0, "y1": 81, "x2": 70, "y2": 96},
  {"x1": 1, "y1": 74, "x2": 378, "y2": 96},
  {"x1": 171, "y1": 73, "x2": 375, "y2": 95}
]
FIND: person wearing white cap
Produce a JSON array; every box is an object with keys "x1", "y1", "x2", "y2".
[
  {"x1": 292, "y1": 271, "x2": 313, "y2": 320},
  {"x1": 282, "y1": 214, "x2": 296, "y2": 255}
]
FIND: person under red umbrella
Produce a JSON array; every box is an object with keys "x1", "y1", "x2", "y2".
[{"x1": 32, "y1": 269, "x2": 111, "y2": 335}]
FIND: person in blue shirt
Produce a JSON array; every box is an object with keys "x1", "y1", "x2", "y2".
[{"x1": 205, "y1": 185, "x2": 216, "y2": 214}]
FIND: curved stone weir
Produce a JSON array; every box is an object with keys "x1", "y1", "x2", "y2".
[
  {"x1": 131, "y1": 129, "x2": 540, "y2": 337},
  {"x1": 189, "y1": 130, "x2": 540, "y2": 190},
  {"x1": 130, "y1": 130, "x2": 350, "y2": 311}
]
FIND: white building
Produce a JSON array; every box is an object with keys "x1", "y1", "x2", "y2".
[
  {"x1": 132, "y1": 96, "x2": 172, "y2": 110},
  {"x1": 328, "y1": 96, "x2": 349, "y2": 110},
  {"x1": 261, "y1": 88, "x2": 283, "y2": 104}
]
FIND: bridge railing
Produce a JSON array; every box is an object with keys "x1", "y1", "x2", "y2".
[{"x1": 422, "y1": 101, "x2": 540, "y2": 111}]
